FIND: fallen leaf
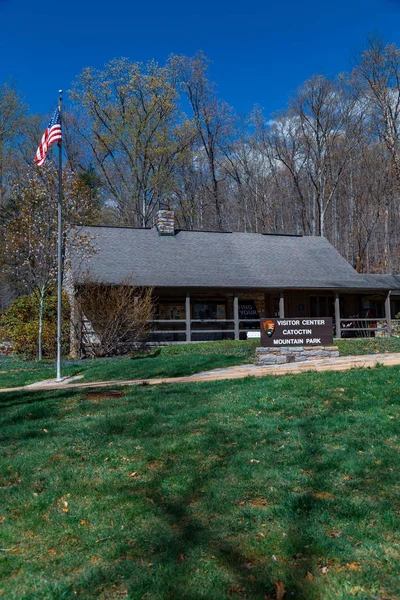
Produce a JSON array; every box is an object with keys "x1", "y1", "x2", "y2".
[
  {"x1": 329, "y1": 531, "x2": 343, "y2": 538},
  {"x1": 306, "y1": 572, "x2": 314, "y2": 582},
  {"x1": 249, "y1": 497, "x2": 269, "y2": 509},
  {"x1": 229, "y1": 583, "x2": 245, "y2": 595},
  {"x1": 346, "y1": 561, "x2": 360, "y2": 571},
  {"x1": 348, "y1": 586, "x2": 365, "y2": 595},
  {"x1": 179, "y1": 553, "x2": 185, "y2": 562},
  {"x1": 275, "y1": 579, "x2": 285, "y2": 600}
]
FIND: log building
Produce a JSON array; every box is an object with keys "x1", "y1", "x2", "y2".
[{"x1": 68, "y1": 211, "x2": 400, "y2": 352}]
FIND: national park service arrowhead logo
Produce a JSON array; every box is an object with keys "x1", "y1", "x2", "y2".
[{"x1": 263, "y1": 319, "x2": 275, "y2": 337}]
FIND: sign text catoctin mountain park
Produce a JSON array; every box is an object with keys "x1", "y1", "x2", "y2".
[{"x1": 260, "y1": 318, "x2": 333, "y2": 347}]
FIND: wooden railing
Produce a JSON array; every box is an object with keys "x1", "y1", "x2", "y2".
[
  {"x1": 148, "y1": 317, "x2": 394, "y2": 342},
  {"x1": 338, "y1": 318, "x2": 391, "y2": 338},
  {"x1": 147, "y1": 318, "x2": 261, "y2": 342}
]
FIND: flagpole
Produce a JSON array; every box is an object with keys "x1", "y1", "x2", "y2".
[{"x1": 56, "y1": 90, "x2": 63, "y2": 382}]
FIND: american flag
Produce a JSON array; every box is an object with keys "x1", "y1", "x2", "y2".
[{"x1": 34, "y1": 107, "x2": 62, "y2": 166}]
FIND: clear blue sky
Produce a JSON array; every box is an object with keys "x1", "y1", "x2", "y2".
[{"x1": 2, "y1": 0, "x2": 400, "y2": 118}]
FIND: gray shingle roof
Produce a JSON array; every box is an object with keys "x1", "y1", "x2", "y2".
[{"x1": 70, "y1": 226, "x2": 400, "y2": 291}]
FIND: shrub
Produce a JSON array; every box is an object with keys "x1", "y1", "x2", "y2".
[
  {"x1": 74, "y1": 277, "x2": 154, "y2": 357},
  {"x1": 393, "y1": 313, "x2": 400, "y2": 337},
  {"x1": 0, "y1": 289, "x2": 70, "y2": 359}
]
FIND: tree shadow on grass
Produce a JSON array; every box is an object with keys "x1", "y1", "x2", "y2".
[
  {"x1": 89, "y1": 448, "x2": 278, "y2": 599},
  {"x1": 275, "y1": 370, "x2": 400, "y2": 598},
  {"x1": 0, "y1": 389, "x2": 78, "y2": 445},
  {"x1": 0, "y1": 387, "x2": 72, "y2": 409},
  {"x1": 280, "y1": 412, "x2": 328, "y2": 598},
  {"x1": 2, "y1": 375, "x2": 397, "y2": 599},
  {"x1": 73, "y1": 381, "x2": 331, "y2": 599}
]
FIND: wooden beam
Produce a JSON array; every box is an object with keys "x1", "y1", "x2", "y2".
[
  {"x1": 185, "y1": 291, "x2": 191, "y2": 342},
  {"x1": 279, "y1": 292, "x2": 285, "y2": 318},
  {"x1": 234, "y1": 292, "x2": 239, "y2": 340},
  {"x1": 264, "y1": 293, "x2": 269, "y2": 318},
  {"x1": 334, "y1": 292, "x2": 341, "y2": 339},
  {"x1": 385, "y1": 291, "x2": 392, "y2": 336}
]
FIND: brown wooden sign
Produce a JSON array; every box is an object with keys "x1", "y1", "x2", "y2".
[{"x1": 260, "y1": 318, "x2": 333, "y2": 347}]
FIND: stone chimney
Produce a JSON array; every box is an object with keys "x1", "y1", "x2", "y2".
[{"x1": 155, "y1": 209, "x2": 175, "y2": 236}]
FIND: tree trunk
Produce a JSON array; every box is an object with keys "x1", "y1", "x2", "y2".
[{"x1": 38, "y1": 288, "x2": 45, "y2": 361}]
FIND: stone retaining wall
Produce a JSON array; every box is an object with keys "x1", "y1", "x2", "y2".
[{"x1": 255, "y1": 346, "x2": 339, "y2": 365}]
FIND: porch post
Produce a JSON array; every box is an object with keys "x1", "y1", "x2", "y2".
[
  {"x1": 385, "y1": 291, "x2": 392, "y2": 336},
  {"x1": 279, "y1": 292, "x2": 285, "y2": 318},
  {"x1": 185, "y1": 291, "x2": 191, "y2": 342},
  {"x1": 234, "y1": 291, "x2": 239, "y2": 340},
  {"x1": 264, "y1": 293, "x2": 269, "y2": 318},
  {"x1": 334, "y1": 292, "x2": 341, "y2": 339}
]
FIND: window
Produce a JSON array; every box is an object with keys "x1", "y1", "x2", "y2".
[
  {"x1": 159, "y1": 303, "x2": 185, "y2": 320},
  {"x1": 193, "y1": 302, "x2": 226, "y2": 320}
]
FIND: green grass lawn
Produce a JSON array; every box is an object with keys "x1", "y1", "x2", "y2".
[
  {"x1": 0, "y1": 341, "x2": 258, "y2": 389},
  {"x1": 2, "y1": 337, "x2": 400, "y2": 390},
  {"x1": 335, "y1": 336, "x2": 400, "y2": 356},
  {"x1": 1, "y1": 366, "x2": 400, "y2": 599}
]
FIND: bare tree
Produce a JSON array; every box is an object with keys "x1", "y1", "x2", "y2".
[
  {"x1": 170, "y1": 52, "x2": 234, "y2": 230},
  {"x1": 70, "y1": 58, "x2": 193, "y2": 227},
  {"x1": 73, "y1": 277, "x2": 154, "y2": 357},
  {"x1": 354, "y1": 38, "x2": 400, "y2": 183},
  {"x1": 353, "y1": 38, "x2": 400, "y2": 270},
  {"x1": 270, "y1": 75, "x2": 364, "y2": 236},
  {"x1": 0, "y1": 82, "x2": 29, "y2": 207}
]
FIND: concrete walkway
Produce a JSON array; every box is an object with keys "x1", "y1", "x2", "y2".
[{"x1": 1, "y1": 352, "x2": 400, "y2": 394}]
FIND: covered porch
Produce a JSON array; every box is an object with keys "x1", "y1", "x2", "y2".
[{"x1": 148, "y1": 288, "x2": 395, "y2": 343}]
